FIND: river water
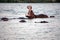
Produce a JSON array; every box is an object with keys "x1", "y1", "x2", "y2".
[{"x1": 0, "y1": 3, "x2": 60, "y2": 40}]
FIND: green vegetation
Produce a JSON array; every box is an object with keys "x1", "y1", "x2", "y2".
[{"x1": 0, "y1": 0, "x2": 60, "y2": 3}]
